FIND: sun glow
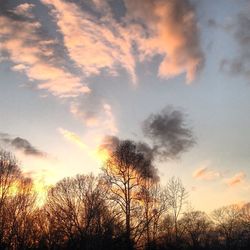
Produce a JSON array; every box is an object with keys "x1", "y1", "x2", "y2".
[
  {"x1": 92, "y1": 147, "x2": 110, "y2": 164},
  {"x1": 32, "y1": 180, "x2": 49, "y2": 207}
]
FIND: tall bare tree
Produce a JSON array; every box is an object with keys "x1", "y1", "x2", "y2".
[
  {"x1": 102, "y1": 139, "x2": 157, "y2": 250},
  {"x1": 166, "y1": 177, "x2": 188, "y2": 242}
]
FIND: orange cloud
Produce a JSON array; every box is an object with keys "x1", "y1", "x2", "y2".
[
  {"x1": 0, "y1": 6, "x2": 89, "y2": 98},
  {"x1": 57, "y1": 127, "x2": 110, "y2": 164},
  {"x1": 225, "y1": 172, "x2": 246, "y2": 187},
  {"x1": 42, "y1": 0, "x2": 203, "y2": 84},
  {"x1": 125, "y1": 0, "x2": 204, "y2": 83},
  {"x1": 193, "y1": 166, "x2": 220, "y2": 180},
  {"x1": 58, "y1": 128, "x2": 88, "y2": 150},
  {"x1": 42, "y1": 0, "x2": 137, "y2": 84},
  {"x1": 70, "y1": 101, "x2": 118, "y2": 135},
  {"x1": 13, "y1": 3, "x2": 35, "y2": 18}
]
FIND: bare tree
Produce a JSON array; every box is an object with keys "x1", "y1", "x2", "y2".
[
  {"x1": 166, "y1": 177, "x2": 188, "y2": 242},
  {"x1": 212, "y1": 204, "x2": 242, "y2": 250},
  {"x1": 0, "y1": 150, "x2": 37, "y2": 249},
  {"x1": 135, "y1": 180, "x2": 168, "y2": 249},
  {"x1": 46, "y1": 174, "x2": 117, "y2": 249},
  {"x1": 6, "y1": 177, "x2": 36, "y2": 249},
  {"x1": 102, "y1": 139, "x2": 157, "y2": 249},
  {"x1": 240, "y1": 203, "x2": 250, "y2": 249},
  {"x1": 180, "y1": 210, "x2": 212, "y2": 249}
]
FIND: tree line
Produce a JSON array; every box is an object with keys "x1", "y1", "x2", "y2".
[{"x1": 0, "y1": 141, "x2": 249, "y2": 250}]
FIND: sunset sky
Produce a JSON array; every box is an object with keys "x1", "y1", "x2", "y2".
[{"x1": 0, "y1": 0, "x2": 250, "y2": 212}]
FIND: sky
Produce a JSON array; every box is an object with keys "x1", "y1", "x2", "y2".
[{"x1": 0, "y1": 0, "x2": 250, "y2": 212}]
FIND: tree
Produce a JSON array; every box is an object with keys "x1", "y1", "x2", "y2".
[
  {"x1": 180, "y1": 210, "x2": 212, "y2": 249},
  {"x1": 136, "y1": 180, "x2": 168, "y2": 249},
  {"x1": 102, "y1": 139, "x2": 157, "y2": 250},
  {"x1": 0, "y1": 150, "x2": 36, "y2": 249},
  {"x1": 166, "y1": 177, "x2": 188, "y2": 242},
  {"x1": 46, "y1": 174, "x2": 119, "y2": 249},
  {"x1": 212, "y1": 204, "x2": 242, "y2": 250},
  {"x1": 240, "y1": 203, "x2": 250, "y2": 249}
]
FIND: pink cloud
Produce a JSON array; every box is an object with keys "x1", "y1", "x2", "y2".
[
  {"x1": 42, "y1": 0, "x2": 137, "y2": 84},
  {"x1": 42, "y1": 0, "x2": 203, "y2": 84},
  {"x1": 1, "y1": 0, "x2": 204, "y2": 99},
  {"x1": 125, "y1": 0, "x2": 204, "y2": 83},
  {"x1": 193, "y1": 166, "x2": 220, "y2": 180},
  {"x1": 12, "y1": 3, "x2": 35, "y2": 18},
  {"x1": 225, "y1": 172, "x2": 246, "y2": 187},
  {"x1": 0, "y1": 6, "x2": 89, "y2": 98},
  {"x1": 70, "y1": 101, "x2": 118, "y2": 135}
]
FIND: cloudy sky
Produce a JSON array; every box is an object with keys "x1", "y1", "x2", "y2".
[{"x1": 0, "y1": 0, "x2": 250, "y2": 212}]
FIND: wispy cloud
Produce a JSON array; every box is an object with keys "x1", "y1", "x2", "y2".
[
  {"x1": 220, "y1": 2, "x2": 250, "y2": 83},
  {"x1": 41, "y1": 0, "x2": 203, "y2": 84},
  {"x1": 42, "y1": 0, "x2": 137, "y2": 84},
  {"x1": 225, "y1": 172, "x2": 246, "y2": 187},
  {"x1": 0, "y1": 133, "x2": 46, "y2": 158},
  {"x1": 12, "y1": 3, "x2": 35, "y2": 18},
  {"x1": 193, "y1": 165, "x2": 220, "y2": 181},
  {"x1": 1, "y1": 0, "x2": 204, "y2": 102},
  {"x1": 0, "y1": 3, "x2": 90, "y2": 97},
  {"x1": 57, "y1": 127, "x2": 110, "y2": 164},
  {"x1": 70, "y1": 98, "x2": 118, "y2": 135},
  {"x1": 58, "y1": 128, "x2": 88, "y2": 149},
  {"x1": 125, "y1": 0, "x2": 204, "y2": 82}
]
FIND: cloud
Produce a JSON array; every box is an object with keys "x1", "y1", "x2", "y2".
[
  {"x1": 41, "y1": 0, "x2": 204, "y2": 84},
  {"x1": 1, "y1": 0, "x2": 204, "y2": 103},
  {"x1": 124, "y1": 0, "x2": 204, "y2": 82},
  {"x1": 70, "y1": 96, "x2": 118, "y2": 135},
  {"x1": 12, "y1": 3, "x2": 35, "y2": 18},
  {"x1": 193, "y1": 166, "x2": 220, "y2": 180},
  {"x1": 0, "y1": 133, "x2": 46, "y2": 158},
  {"x1": 220, "y1": 4, "x2": 250, "y2": 83},
  {"x1": 58, "y1": 128, "x2": 118, "y2": 165},
  {"x1": 99, "y1": 135, "x2": 120, "y2": 154},
  {"x1": 99, "y1": 135, "x2": 159, "y2": 180},
  {"x1": 99, "y1": 106, "x2": 195, "y2": 180},
  {"x1": 0, "y1": 3, "x2": 90, "y2": 97},
  {"x1": 225, "y1": 172, "x2": 246, "y2": 187},
  {"x1": 58, "y1": 128, "x2": 88, "y2": 149},
  {"x1": 11, "y1": 137, "x2": 46, "y2": 157},
  {"x1": 142, "y1": 106, "x2": 195, "y2": 160},
  {"x1": 41, "y1": 0, "x2": 137, "y2": 83}
]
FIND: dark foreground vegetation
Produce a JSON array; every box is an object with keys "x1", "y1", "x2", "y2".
[{"x1": 0, "y1": 141, "x2": 249, "y2": 250}]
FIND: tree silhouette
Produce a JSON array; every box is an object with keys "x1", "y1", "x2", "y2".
[
  {"x1": 0, "y1": 149, "x2": 249, "y2": 250},
  {"x1": 166, "y1": 177, "x2": 188, "y2": 243},
  {"x1": 102, "y1": 139, "x2": 157, "y2": 250},
  {"x1": 0, "y1": 150, "x2": 36, "y2": 249}
]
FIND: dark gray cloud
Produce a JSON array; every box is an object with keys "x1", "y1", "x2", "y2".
[
  {"x1": 220, "y1": 5, "x2": 250, "y2": 82},
  {"x1": 99, "y1": 135, "x2": 120, "y2": 153},
  {"x1": 207, "y1": 19, "x2": 217, "y2": 28},
  {"x1": 100, "y1": 106, "x2": 195, "y2": 180},
  {"x1": 0, "y1": 133, "x2": 46, "y2": 158},
  {"x1": 100, "y1": 135, "x2": 159, "y2": 181},
  {"x1": 142, "y1": 106, "x2": 195, "y2": 160}
]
